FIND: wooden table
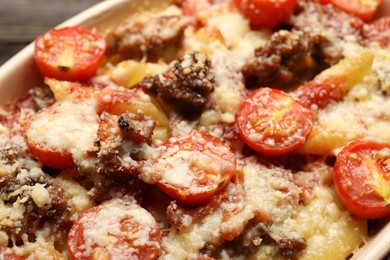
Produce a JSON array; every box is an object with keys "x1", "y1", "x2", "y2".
[{"x1": 0, "y1": 0, "x2": 102, "y2": 65}]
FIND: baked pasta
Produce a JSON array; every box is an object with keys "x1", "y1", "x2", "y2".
[{"x1": 0, "y1": 0, "x2": 389, "y2": 259}]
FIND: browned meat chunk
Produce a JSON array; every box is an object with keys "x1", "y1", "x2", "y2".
[
  {"x1": 28, "y1": 86, "x2": 55, "y2": 111},
  {"x1": 0, "y1": 147, "x2": 19, "y2": 170},
  {"x1": 89, "y1": 175, "x2": 146, "y2": 204},
  {"x1": 290, "y1": 0, "x2": 364, "y2": 63},
  {"x1": 166, "y1": 180, "x2": 250, "y2": 257},
  {"x1": 96, "y1": 111, "x2": 156, "y2": 176},
  {"x1": 0, "y1": 148, "x2": 72, "y2": 243},
  {"x1": 118, "y1": 112, "x2": 156, "y2": 145},
  {"x1": 142, "y1": 52, "x2": 214, "y2": 117},
  {"x1": 243, "y1": 0, "x2": 364, "y2": 88},
  {"x1": 237, "y1": 214, "x2": 307, "y2": 258},
  {"x1": 106, "y1": 13, "x2": 190, "y2": 60},
  {"x1": 278, "y1": 236, "x2": 307, "y2": 257},
  {"x1": 243, "y1": 0, "x2": 366, "y2": 89},
  {"x1": 242, "y1": 30, "x2": 322, "y2": 89}
]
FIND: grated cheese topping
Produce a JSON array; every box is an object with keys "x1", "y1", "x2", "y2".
[
  {"x1": 26, "y1": 100, "x2": 99, "y2": 162},
  {"x1": 0, "y1": 0, "x2": 389, "y2": 259},
  {"x1": 76, "y1": 197, "x2": 160, "y2": 259}
]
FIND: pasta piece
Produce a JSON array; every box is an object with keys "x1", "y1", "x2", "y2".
[
  {"x1": 109, "y1": 60, "x2": 166, "y2": 88},
  {"x1": 56, "y1": 170, "x2": 94, "y2": 219}
]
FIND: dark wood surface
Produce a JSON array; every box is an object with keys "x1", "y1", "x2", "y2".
[{"x1": 0, "y1": 0, "x2": 102, "y2": 65}]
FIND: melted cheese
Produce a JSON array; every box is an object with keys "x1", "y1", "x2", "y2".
[
  {"x1": 291, "y1": 186, "x2": 367, "y2": 260},
  {"x1": 161, "y1": 182, "x2": 254, "y2": 259},
  {"x1": 300, "y1": 91, "x2": 390, "y2": 155},
  {"x1": 30, "y1": 183, "x2": 50, "y2": 208},
  {"x1": 77, "y1": 198, "x2": 159, "y2": 259},
  {"x1": 56, "y1": 175, "x2": 93, "y2": 220},
  {"x1": 26, "y1": 101, "x2": 99, "y2": 162},
  {"x1": 141, "y1": 132, "x2": 233, "y2": 196},
  {"x1": 1, "y1": 1, "x2": 388, "y2": 259},
  {"x1": 243, "y1": 157, "x2": 303, "y2": 243},
  {"x1": 211, "y1": 50, "x2": 246, "y2": 116}
]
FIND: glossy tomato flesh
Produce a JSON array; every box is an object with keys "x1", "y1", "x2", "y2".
[
  {"x1": 318, "y1": 0, "x2": 382, "y2": 22},
  {"x1": 236, "y1": 88, "x2": 314, "y2": 156},
  {"x1": 334, "y1": 139, "x2": 390, "y2": 219},
  {"x1": 34, "y1": 26, "x2": 106, "y2": 81},
  {"x1": 234, "y1": 0, "x2": 297, "y2": 28}
]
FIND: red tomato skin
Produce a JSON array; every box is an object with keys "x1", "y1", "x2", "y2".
[
  {"x1": 27, "y1": 142, "x2": 74, "y2": 169},
  {"x1": 67, "y1": 211, "x2": 90, "y2": 260},
  {"x1": 334, "y1": 139, "x2": 390, "y2": 219},
  {"x1": 318, "y1": 0, "x2": 382, "y2": 22},
  {"x1": 236, "y1": 88, "x2": 314, "y2": 156},
  {"x1": 23, "y1": 106, "x2": 75, "y2": 169},
  {"x1": 158, "y1": 180, "x2": 227, "y2": 205},
  {"x1": 34, "y1": 26, "x2": 106, "y2": 81},
  {"x1": 363, "y1": 17, "x2": 390, "y2": 47},
  {"x1": 291, "y1": 75, "x2": 346, "y2": 109},
  {"x1": 155, "y1": 130, "x2": 237, "y2": 204},
  {"x1": 68, "y1": 199, "x2": 162, "y2": 260},
  {"x1": 234, "y1": 0, "x2": 297, "y2": 28}
]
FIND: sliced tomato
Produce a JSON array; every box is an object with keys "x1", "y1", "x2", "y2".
[
  {"x1": 25, "y1": 106, "x2": 73, "y2": 169},
  {"x1": 25, "y1": 100, "x2": 99, "y2": 169},
  {"x1": 236, "y1": 88, "x2": 314, "y2": 156},
  {"x1": 291, "y1": 75, "x2": 346, "y2": 109},
  {"x1": 363, "y1": 17, "x2": 390, "y2": 47},
  {"x1": 334, "y1": 139, "x2": 390, "y2": 219},
  {"x1": 34, "y1": 26, "x2": 106, "y2": 81},
  {"x1": 148, "y1": 130, "x2": 236, "y2": 204},
  {"x1": 318, "y1": 0, "x2": 382, "y2": 22},
  {"x1": 68, "y1": 197, "x2": 161, "y2": 260},
  {"x1": 27, "y1": 141, "x2": 74, "y2": 169},
  {"x1": 233, "y1": 0, "x2": 297, "y2": 28}
]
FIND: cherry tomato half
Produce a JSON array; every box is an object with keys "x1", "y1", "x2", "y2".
[
  {"x1": 25, "y1": 106, "x2": 74, "y2": 169},
  {"x1": 236, "y1": 88, "x2": 314, "y2": 156},
  {"x1": 318, "y1": 0, "x2": 382, "y2": 22},
  {"x1": 149, "y1": 130, "x2": 237, "y2": 204},
  {"x1": 334, "y1": 139, "x2": 390, "y2": 219},
  {"x1": 25, "y1": 100, "x2": 99, "y2": 169},
  {"x1": 233, "y1": 0, "x2": 297, "y2": 28},
  {"x1": 68, "y1": 198, "x2": 162, "y2": 260},
  {"x1": 34, "y1": 26, "x2": 106, "y2": 81}
]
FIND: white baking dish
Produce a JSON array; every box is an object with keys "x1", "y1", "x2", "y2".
[{"x1": 0, "y1": 0, "x2": 388, "y2": 259}]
